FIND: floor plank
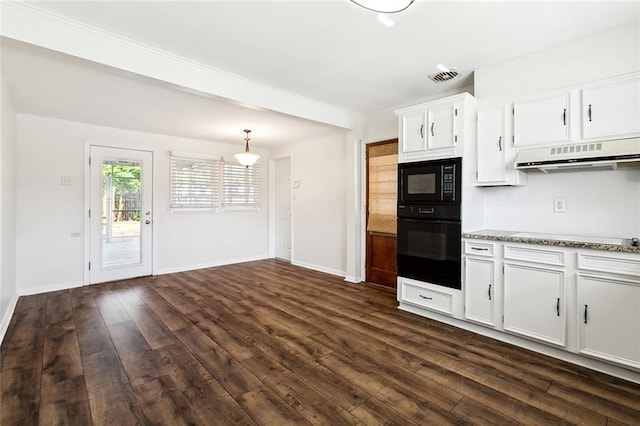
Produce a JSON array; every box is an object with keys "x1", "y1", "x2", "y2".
[{"x1": 2, "y1": 259, "x2": 639, "y2": 425}]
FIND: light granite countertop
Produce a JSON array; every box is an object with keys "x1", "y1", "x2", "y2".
[{"x1": 463, "y1": 229, "x2": 640, "y2": 253}]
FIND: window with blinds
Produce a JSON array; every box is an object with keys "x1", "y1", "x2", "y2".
[
  {"x1": 169, "y1": 152, "x2": 261, "y2": 211},
  {"x1": 170, "y1": 154, "x2": 221, "y2": 209},
  {"x1": 222, "y1": 162, "x2": 261, "y2": 209},
  {"x1": 367, "y1": 143, "x2": 397, "y2": 235}
]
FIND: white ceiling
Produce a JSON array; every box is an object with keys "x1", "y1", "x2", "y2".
[{"x1": 2, "y1": 1, "x2": 639, "y2": 148}]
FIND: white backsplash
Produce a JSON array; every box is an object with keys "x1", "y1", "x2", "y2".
[{"x1": 483, "y1": 168, "x2": 640, "y2": 238}]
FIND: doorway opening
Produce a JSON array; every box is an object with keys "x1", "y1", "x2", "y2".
[
  {"x1": 274, "y1": 157, "x2": 292, "y2": 262},
  {"x1": 365, "y1": 139, "x2": 398, "y2": 288}
]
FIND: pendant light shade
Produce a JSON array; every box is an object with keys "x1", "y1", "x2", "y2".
[
  {"x1": 234, "y1": 129, "x2": 260, "y2": 167},
  {"x1": 350, "y1": 0, "x2": 414, "y2": 13}
]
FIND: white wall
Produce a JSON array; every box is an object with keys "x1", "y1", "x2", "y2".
[
  {"x1": 271, "y1": 132, "x2": 348, "y2": 277},
  {"x1": 475, "y1": 23, "x2": 640, "y2": 237},
  {"x1": 15, "y1": 114, "x2": 269, "y2": 294},
  {"x1": 0, "y1": 79, "x2": 18, "y2": 340}
]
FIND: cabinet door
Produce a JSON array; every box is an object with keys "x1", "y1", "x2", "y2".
[
  {"x1": 582, "y1": 75, "x2": 640, "y2": 140},
  {"x1": 426, "y1": 104, "x2": 456, "y2": 151},
  {"x1": 578, "y1": 275, "x2": 640, "y2": 368},
  {"x1": 513, "y1": 93, "x2": 571, "y2": 147},
  {"x1": 504, "y1": 263, "x2": 565, "y2": 346},
  {"x1": 477, "y1": 106, "x2": 506, "y2": 183},
  {"x1": 400, "y1": 109, "x2": 427, "y2": 154},
  {"x1": 464, "y1": 257, "x2": 496, "y2": 327}
]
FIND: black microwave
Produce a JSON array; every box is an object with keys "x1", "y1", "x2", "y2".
[{"x1": 398, "y1": 157, "x2": 461, "y2": 204}]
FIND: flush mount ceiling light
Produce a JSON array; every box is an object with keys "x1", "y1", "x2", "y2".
[
  {"x1": 350, "y1": 0, "x2": 414, "y2": 13},
  {"x1": 234, "y1": 129, "x2": 260, "y2": 167}
]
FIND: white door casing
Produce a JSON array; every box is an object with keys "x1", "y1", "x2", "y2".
[{"x1": 274, "y1": 157, "x2": 292, "y2": 261}]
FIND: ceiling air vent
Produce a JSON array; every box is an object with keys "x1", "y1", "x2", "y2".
[{"x1": 428, "y1": 68, "x2": 459, "y2": 83}]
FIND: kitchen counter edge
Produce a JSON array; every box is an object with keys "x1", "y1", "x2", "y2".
[{"x1": 463, "y1": 231, "x2": 640, "y2": 253}]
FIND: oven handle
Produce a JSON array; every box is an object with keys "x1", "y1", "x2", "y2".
[{"x1": 397, "y1": 217, "x2": 461, "y2": 225}]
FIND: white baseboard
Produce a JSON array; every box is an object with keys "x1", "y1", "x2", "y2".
[
  {"x1": 157, "y1": 255, "x2": 270, "y2": 275},
  {"x1": 18, "y1": 280, "x2": 85, "y2": 296},
  {"x1": 344, "y1": 275, "x2": 362, "y2": 283},
  {"x1": 291, "y1": 259, "x2": 346, "y2": 278},
  {"x1": 398, "y1": 302, "x2": 640, "y2": 385},
  {"x1": 0, "y1": 293, "x2": 19, "y2": 345}
]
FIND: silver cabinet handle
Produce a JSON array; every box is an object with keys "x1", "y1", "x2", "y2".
[
  {"x1": 562, "y1": 108, "x2": 567, "y2": 126},
  {"x1": 588, "y1": 104, "x2": 592, "y2": 122},
  {"x1": 488, "y1": 284, "x2": 492, "y2": 301},
  {"x1": 420, "y1": 124, "x2": 424, "y2": 138},
  {"x1": 471, "y1": 247, "x2": 488, "y2": 251},
  {"x1": 430, "y1": 122, "x2": 435, "y2": 137},
  {"x1": 556, "y1": 298, "x2": 561, "y2": 317},
  {"x1": 419, "y1": 294, "x2": 433, "y2": 300},
  {"x1": 498, "y1": 136, "x2": 502, "y2": 151}
]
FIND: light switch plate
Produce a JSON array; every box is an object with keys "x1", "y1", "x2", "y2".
[{"x1": 61, "y1": 176, "x2": 72, "y2": 185}]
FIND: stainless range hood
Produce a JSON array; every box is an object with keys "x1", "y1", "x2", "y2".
[{"x1": 515, "y1": 138, "x2": 640, "y2": 173}]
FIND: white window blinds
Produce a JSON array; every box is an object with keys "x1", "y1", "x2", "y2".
[
  {"x1": 222, "y1": 162, "x2": 261, "y2": 208},
  {"x1": 170, "y1": 155, "x2": 221, "y2": 209},
  {"x1": 170, "y1": 153, "x2": 261, "y2": 211}
]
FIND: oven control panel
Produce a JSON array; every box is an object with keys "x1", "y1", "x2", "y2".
[
  {"x1": 397, "y1": 203, "x2": 461, "y2": 221},
  {"x1": 442, "y1": 165, "x2": 455, "y2": 201}
]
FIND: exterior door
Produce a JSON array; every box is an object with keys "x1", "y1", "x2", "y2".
[
  {"x1": 274, "y1": 157, "x2": 292, "y2": 261},
  {"x1": 90, "y1": 146, "x2": 153, "y2": 284},
  {"x1": 366, "y1": 140, "x2": 398, "y2": 288}
]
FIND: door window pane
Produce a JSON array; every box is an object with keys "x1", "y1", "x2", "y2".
[{"x1": 101, "y1": 160, "x2": 142, "y2": 268}]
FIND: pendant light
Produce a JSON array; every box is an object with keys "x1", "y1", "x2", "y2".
[
  {"x1": 350, "y1": 0, "x2": 414, "y2": 13},
  {"x1": 234, "y1": 129, "x2": 260, "y2": 167}
]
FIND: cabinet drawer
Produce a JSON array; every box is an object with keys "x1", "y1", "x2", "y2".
[
  {"x1": 578, "y1": 252, "x2": 640, "y2": 278},
  {"x1": 504, "y1": 245, "x2": 564, "y2": 267},
  {"x1": 465, "y1": 241, "x2": 494, "y2": 257},
  {"x1": 401, "y1": 282, "x2": 453, "y2": 315}
]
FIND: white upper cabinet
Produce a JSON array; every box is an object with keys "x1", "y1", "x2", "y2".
[
  {"x1": 399, "y1": 108, "x2": 427, "y2": 154},
  {"x1": 395, "y1": 93, "x2": 477, "y2": 163},
  {"x1": 426, "y1": 103, "x2": 456, "y2": 152},
  {"x1": 581, "y1": 73, "x2": 640, "y2": 141},
  {"x1": 476, "y1": 105, "x2": 527, "y2": 186},
  {"x1": 513, "y1": 92, "x2": 571, "y2": 147}
]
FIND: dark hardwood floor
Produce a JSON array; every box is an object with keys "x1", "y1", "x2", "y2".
[{"x1": 2, "y1": 259, "x2": 639, "y2": 425}]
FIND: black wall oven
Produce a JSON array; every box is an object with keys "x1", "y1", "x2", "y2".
[{"x1": 397, "y1": 157, "x2": 462, "y2": 290}]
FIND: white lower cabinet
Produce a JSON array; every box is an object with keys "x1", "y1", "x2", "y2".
[
  {"x1": 576, "y1": 251, "x2": 640, "y2": 369},
  {"x1": 503, "y1": 263, "x2": 566, "y2": 346},
  {"x1": 577, "y1": 273, "x2": 640, "y2": 369},
  {"x1": 464, "y1": 241, "x2": 498, "y2": 327}
]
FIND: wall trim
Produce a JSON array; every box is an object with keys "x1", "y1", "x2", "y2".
[
  {"x1": 18, "y1": 280, "x2": 85, "y2": 297},
  {"x1": 0, "y1": 293, "x2": 19, "y2": 345},
  {"x1": 344, "y1": 275, "x2": 361, "y2": 283},
  {"x1": 157, "y1": 255, "x2": 269, "y2": 276},
  {"x1": 399, "y1": 302, "x2": 640, "y2": 385},
  {"x1": 292, "y1": 259, "x2": 346, "y2": 278}
]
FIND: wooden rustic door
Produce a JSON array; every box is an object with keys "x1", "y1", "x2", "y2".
[{"x1": 366, "y1": 140, "x2": 398, "y2": 288}]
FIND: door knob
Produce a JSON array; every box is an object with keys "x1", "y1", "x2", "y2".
[{"x1": 145, "y1": 220, "x2": 151, "y2": 225}]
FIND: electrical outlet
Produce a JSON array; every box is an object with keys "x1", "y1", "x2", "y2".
[
  {"x1": 70, "y1": 232, "x2": 81, "y2": 238},
  {"x1": 554, "y1": 197, "x2": 567, "y2": 213}
]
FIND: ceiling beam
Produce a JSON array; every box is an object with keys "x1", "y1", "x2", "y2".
[{"x1": 1, "y1": 2, "x2": 360, "y2": 130}]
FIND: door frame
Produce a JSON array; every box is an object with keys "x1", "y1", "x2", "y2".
[
  {"x1": 83, "y1": 141, "x2": 158, "y2": 285},
  {"x1": 359, "y1": 137, "x2": 398, "y2": 283},
  {"x1": 268, "y1": 153, "x2": 294, "y2": 261}
]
